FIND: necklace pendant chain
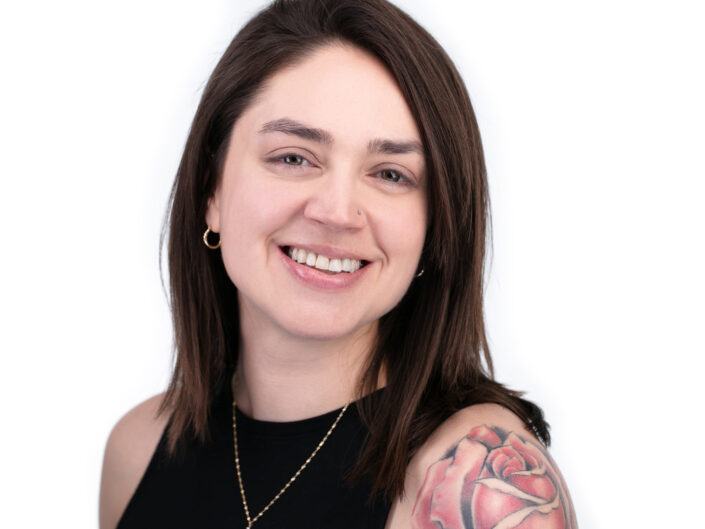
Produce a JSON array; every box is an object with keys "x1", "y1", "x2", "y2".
[{"x1": 232, "y1": 397, "x2": 350, "y2": 528}]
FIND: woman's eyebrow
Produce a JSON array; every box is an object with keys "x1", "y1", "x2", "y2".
[
  {"x1": 259, "y1": 118, "x2": 333, "y2": 144},
  {"x1": 367, "y1": 138, "x2": 424, "y2": 156},
  {"x1": 259, "y1": 118, "x2": 423, "y2": 155}
]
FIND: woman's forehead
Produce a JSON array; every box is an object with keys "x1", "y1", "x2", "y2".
[{"x1": 237, "y1": 44, "x2": 422, "y2": 147}]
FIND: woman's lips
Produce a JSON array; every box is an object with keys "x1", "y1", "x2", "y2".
[
  {"x1": 278, "y1": 246, "x2": 370, "y2": 289},
  {"x1": 283, "y1": 246, "x2": 367, "y2": 274}
]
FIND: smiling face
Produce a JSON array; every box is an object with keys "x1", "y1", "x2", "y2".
[{"x1": 206, "y1": 44, "x2": 427, "y2": 344}]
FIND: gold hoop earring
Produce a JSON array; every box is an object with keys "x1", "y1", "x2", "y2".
[{"x1": 203, "y1": 226, "x2": 221, "y2": 249}]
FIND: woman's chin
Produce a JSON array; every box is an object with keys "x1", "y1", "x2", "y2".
[{"x1": 278, "y1": 316, "x2": 376, "y2": 343}]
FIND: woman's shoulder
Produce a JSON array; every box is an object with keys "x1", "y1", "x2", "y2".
[
  {"x1": 99, "y1": 393, "x2": 171, "y2": 529},
  {"x1": 385, "y1": 403, "x2": 577, "y2": 529}
]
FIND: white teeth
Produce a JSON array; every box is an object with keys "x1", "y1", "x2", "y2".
[
  {"x1": 286, "y1": 247, "x2": 363, "y2": 274},
  {"x1": 329, "y1": 259, "x2": 342, "y2": 272},
  {"x1": 315, "y1": 255, "x2": 329, "y2": 270}
]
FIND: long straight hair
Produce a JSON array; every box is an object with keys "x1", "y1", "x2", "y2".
[{"x1": 161, "y1": 0, "x2": 549, "y2": 500}]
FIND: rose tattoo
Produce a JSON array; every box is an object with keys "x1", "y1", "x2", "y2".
[{"x1": 411, "y1": 425, "x2": 576, "y2": 529}]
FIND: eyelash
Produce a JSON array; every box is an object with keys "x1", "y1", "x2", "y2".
[{"x1": 266, "y1": 153, "x2": 414, "y2": 186}]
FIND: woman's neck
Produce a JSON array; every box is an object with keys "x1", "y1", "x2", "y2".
[{"x1": 233, "y1": 318, "x2": 379, "y2": 422}]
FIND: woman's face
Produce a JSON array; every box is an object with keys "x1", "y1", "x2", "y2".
[{"x1": 206, "y1": 44, "x2": 427, "y2": 342}]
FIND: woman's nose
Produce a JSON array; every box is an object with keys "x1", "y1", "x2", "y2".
[{"x1": 303, "y1": 171, "x2": 365, "y2": 230}]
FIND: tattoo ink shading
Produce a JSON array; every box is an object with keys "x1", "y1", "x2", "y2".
[{"x1": 411, "y1": 425, "x2": 577, "y2": 529}]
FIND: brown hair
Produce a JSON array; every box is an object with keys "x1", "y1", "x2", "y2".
[{"x1": 161, "y1": 0, "x2": 550, "y2": 500}]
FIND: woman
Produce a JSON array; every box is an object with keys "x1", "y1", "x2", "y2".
[{"x1": 100, "y1": 1, "x2": 577, "y2": 528}]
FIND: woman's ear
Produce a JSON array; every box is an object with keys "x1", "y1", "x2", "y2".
[{"x1": 205, "y1": 194, "x2": 221, "y2": 232}]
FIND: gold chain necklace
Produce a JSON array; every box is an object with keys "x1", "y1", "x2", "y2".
[{"x1": 231, "y1": 396, "x2": 349, "y2": 528}]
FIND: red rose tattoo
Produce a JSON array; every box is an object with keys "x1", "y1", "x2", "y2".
[{"x1": 411, "y1": 425, "x2": 577, "y2": 529}]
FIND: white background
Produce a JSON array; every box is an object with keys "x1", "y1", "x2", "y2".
[{"x1": 1, "y1": 1, "x2": 703, "y2": 527}]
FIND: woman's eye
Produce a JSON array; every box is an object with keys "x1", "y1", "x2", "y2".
[
  {"x1": 379, "y1": 169, "x2": 405, "y2": 183},
  {"x1": 282, "y1": 154, "x2": 305, "y2": 165},
  {"x1": 266, "y1": 152, "x2": 314, "y2": 170}
]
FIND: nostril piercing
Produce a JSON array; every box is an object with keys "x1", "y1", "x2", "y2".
[{"x1": 357, "y1": 210, "x2": 361, "y2": 216}]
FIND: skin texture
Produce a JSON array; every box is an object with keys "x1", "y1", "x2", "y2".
[
  {"x1": 385, "y1": 405, "x2": 577, "y2": 529},
  {"x1": 410, "y1": 427, "x2": 575, "y2": 529},
  {"x1": 99, "y1": 394, "x2": 168, "y2": 529}
]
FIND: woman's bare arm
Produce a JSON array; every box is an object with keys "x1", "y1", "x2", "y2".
[
  {"x1": 98, "y1": 394, "x2": 169, "y2": 529},
  {"x1": 386, "y1": 404, "x2": 577, "y2": 529}
]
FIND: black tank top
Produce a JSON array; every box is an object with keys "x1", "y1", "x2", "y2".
[{"x1": 117, "y1": 384, "x2": 391, "y2": 529}]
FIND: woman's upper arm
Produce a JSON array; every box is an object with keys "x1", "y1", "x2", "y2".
[
  {"x1": 99, "y1": 393, "x2": 169, "y2": 529},
  {"x1": 386, "y1": 403, "x2": 577, "y2": 529}
]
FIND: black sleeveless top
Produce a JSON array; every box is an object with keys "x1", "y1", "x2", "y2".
[{"x1": 117, "y1": 384, "x2": 391, "y2": 529}]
